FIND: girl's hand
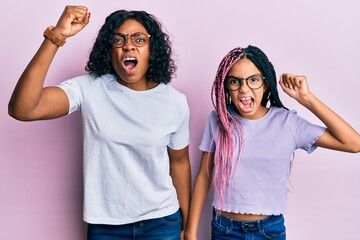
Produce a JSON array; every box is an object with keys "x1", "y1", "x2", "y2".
[
  {"x1": 279, "y1": 73, "x2": 312, "y2": 106},
  {"x1": 52, "y1": 5, "x2": 90, "y2": 40}
]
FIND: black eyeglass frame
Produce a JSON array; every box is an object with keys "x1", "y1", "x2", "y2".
[{"x1": 225, "y1": 74, "x2": 266, "y2": 91}]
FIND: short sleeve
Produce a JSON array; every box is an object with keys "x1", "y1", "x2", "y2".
[
  {"x1": 289, "y1": 110, "x2": 326, "y2": 153},
  {"x1": 168, "y1": 96, "x2": 190, "y2": 150},
  {"x1": 57, "y1": 77, "x2": 83, "y2": 114},
  {"x1": 199, "y1": 110, "x2": 218, "y2": 152}
]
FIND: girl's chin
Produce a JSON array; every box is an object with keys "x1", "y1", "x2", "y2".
[
  {"x1": 236, "y1": 104, "x2": 254, "y2": 114},
  {"x1": 235, "y1": 105, "x2": 268, "y2": 120}
]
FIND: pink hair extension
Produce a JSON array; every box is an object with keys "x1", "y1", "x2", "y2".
[{"x1": 210, "y1": 47, "x2": 246, "y2": 211}]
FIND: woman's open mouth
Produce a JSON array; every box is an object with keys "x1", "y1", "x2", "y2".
[{"x1": 123, "y1": 57, "x2": 138, "y2": 73}]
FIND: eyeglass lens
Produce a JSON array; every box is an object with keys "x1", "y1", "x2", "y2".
[
  {"x1": 226, "y1": 75, "x2": 264, "y2": 91},
  {"x1": 112, "y1": 32, "x2": 150, "y2": 48}
]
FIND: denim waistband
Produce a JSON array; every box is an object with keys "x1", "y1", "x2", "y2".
[{"x1": 212, "y1": 209, "x2": 284, "y2": 233}]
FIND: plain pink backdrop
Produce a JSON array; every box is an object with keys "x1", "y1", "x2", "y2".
[{"x1": 1, "y1": 0, "x2": 359, "y2": 239}]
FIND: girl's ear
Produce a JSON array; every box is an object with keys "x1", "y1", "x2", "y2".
[{"x1": 263, "y1": 80, "x2": 269, "y2": 92}]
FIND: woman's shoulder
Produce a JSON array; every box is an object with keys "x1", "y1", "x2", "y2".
[
  {"x1": 161, "y1": 84, "x2": 188, "y2": 103},
  {"x1": 66, "y1": 73, "x2": 109, "y2": 85},
  {"x1": 163, "y1": 84, "x2": 185, "y2": 95}
]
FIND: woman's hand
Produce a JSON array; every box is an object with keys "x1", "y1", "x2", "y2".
[
  {"x1": 52, "y1": 5, "x2": 90, "y2": 40},
  {"x1": 8, "y1": 5, "x2": 90, "y2": 121}
]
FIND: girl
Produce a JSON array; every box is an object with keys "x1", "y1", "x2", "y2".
[
  {"x1": 9, "y1": 5, "x2": 191, "y2": 240},
  {"x1": 185, "y1": 45, "x2": 360, "y2": 240}
]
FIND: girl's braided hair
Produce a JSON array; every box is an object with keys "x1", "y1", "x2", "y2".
[{"x1": 211, "y1": 45, "x2": 287, "y2": 210}]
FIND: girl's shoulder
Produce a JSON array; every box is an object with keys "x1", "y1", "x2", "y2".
[
  {"x1": 269, "y1": 107, "x2": 310, "y2": 128},
  {"x1": 269, "y1": 106, "x2": 297, "y2": 118}
]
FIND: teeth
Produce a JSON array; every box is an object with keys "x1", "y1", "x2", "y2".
[
  {"x1": 240, "y1": 97, "x2": 252, "y2": 101},
  {"x1": 124, "y1": 57, "x2": 136, "y2": 61}
]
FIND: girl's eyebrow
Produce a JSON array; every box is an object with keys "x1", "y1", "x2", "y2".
[{"x1": 227, "y1": 73, "x2": 262, "y2": 79}]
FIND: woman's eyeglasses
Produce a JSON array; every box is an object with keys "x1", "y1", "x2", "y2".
[{"x1": 111, "y1": 32, "x2": 151, "y2": 48}]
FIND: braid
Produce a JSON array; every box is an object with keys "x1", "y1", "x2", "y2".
[
  {"x1": 244, "y1": 45, "x2": 287, "y2": 109},
  {"x1": 211, "y1": 47, "x2": 245, "y2": 210},
  {"x1": 210, "y1": 45, "x2": 287, "y2": 212}
]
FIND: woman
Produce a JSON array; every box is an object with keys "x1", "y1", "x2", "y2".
[{"x1": 9, "y1": 5, "x2": 191, "y2": 240}]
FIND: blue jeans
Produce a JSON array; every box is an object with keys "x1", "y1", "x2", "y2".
[
  {"x1": 211, "y1": 209, "x2": 286, "y2": 240},
  {"x1": 87, "y1": 209, "x2": 182, "y2": 240}
]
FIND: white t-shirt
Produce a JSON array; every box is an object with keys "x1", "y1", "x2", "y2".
[{"x1": 59, "y1": 74, "x2": 190, "y2": 224}]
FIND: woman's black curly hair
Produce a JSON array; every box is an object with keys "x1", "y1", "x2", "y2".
[{"x1": 85, "y1": 10, "x2": 176, "y2": 84}]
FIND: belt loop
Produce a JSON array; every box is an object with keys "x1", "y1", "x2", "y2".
[
  {"x1": 257, "y1": 219, "x2": 262, "y2": 230},
  {"x1": 226, "y1": 219, "x2": 233, "y2": 234}
]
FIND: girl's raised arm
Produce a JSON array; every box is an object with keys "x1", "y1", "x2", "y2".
[{"x1": 279, "y1": 73, "x2": 360, "y2": 153}]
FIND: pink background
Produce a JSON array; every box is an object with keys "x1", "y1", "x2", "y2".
[{"x1": 1, "y1": 0, "x2": 359, "y2": 239}]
